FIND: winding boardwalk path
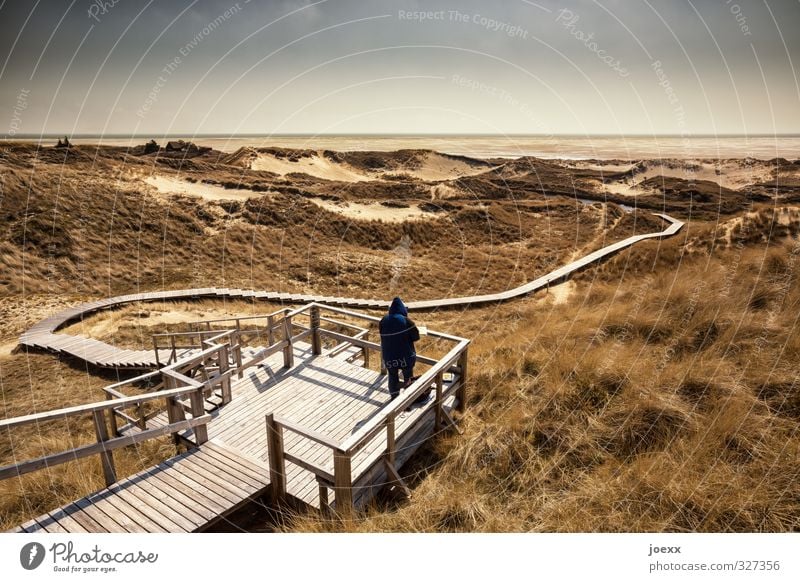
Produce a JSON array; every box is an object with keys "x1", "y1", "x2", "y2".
[{"x1": 17, "y1": 213, "x2": 683, "y2": 369}]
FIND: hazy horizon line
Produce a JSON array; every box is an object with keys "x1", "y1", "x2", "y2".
[{"x1": 5, "y1": 132, "x2": 800, "y2": 139}]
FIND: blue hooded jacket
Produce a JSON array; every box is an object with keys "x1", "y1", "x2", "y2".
[{"x1": 379, "y1": 297, "x2": 419, "y2": 369}]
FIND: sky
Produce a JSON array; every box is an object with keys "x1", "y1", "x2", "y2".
[{"x1": 1, "y1": 0, "x2": 799, "y2": 136}]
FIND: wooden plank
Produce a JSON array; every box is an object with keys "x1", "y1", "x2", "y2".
[
  {"x1": 169, "y1": 454, "x2": 256, "y2": 503},
  {"x1": 222, "y1": 362, "x2": 370, "y2": 464},
  {"x1": 231, "y1": 358, "x2": 385, "y2": 477},
  {"x1": 113, "y1": 479, "x2": 199, "y2": 532},
  {"x1": 53, "y1": 502, "x2": 107, "y2": 532},
  {"x1": 44, "y1": 507, "x2": 90, "y2": 533},
  {"x1": 94, "y1": 488, "x2": 169, "y2": 532},
  {"x1": 145, "y1": 462, "x2": 233, "y2": 514},
  {"x1": 197, "y1": 446, "x2": 267, "y2": 491},
  {"x1": 79, "y1": 495, "x2": 148, "y2": 533},
  {"x1": 72, "y1": 498, "x2": 129, "y2": 532},
  {"x1": 148, "y1": 460, "x2": 230, "y2": 523},
  {"x1": 201, "y1": 442, "x2": 268, "y2": 484}
]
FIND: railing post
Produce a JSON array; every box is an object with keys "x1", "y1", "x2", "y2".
[
  {"x1": 234, "y1": 333, "x2": 244, "y2": 379},
  {"x1": 219, "y1": 344, "x2": 232, "y2": 405},
  {"x1": 103, "y1": 392, "x2": 120, "y2": 438},
  {"x1": 318, "y1": 481, "x2": 330, "y2": 517},
  {"x1": 92, "y1": 409, "x2": 117, "y2": 486},
  {"x1": 435, "y1": 371, "x2": 444, "y2": 429},
  {"x1": 457, "y1": 348, "x2": 468, "y2": 413},
  {"x1": 385, "y1": 415, "x2": 396, "y2": 466},
  {"x1": 310, "y1": 305, "x2": 322, "y2": 356},
  {"x1": 153, "y1": 336, "x2": 161, "y2": 367},
  {"x1": 382, "y1": 415, "x2": 411, "y2": 498},
  {"x1": 136, "y1": 402, "x2": 146, "y2": 430},
  {"x1": 266, "y1": 414, "x2": 286, "y2": 500},
  {"x1": 282, "y1": 315, "x2": 294, "y2": 369},
  {"x1": 362, "y1": 331, "x2": 370, "y2": 368},
  {"x1": 163, "y1": 373, "x2": 185, "y2": 433},
  {"x1": 333, "y1": 448, "x2": 353, "y2": 516},
  {"x1": 267, "y1": 315, "x2": 275, "y2": 346},
  {"x1": 189, "y1": 384, "x2": 209, "y2": 445}
]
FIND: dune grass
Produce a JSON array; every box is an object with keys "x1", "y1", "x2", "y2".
[{"x1": 276, "y1": 232, "x2": 800, "y2": 532}]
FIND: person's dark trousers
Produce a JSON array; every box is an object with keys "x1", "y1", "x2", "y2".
[{"x1": 387, "y1": 362, "x2": 415, "y2": 400}]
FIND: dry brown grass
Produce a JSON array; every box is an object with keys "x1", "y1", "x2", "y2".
[
  {"x1": 277, "y1": 224, "x2": 800, "y2": 532},
  {"x1": 0, "y1": 145, "x2": 636, "y2": 302},
  {"x1": 0, "y1": 351, "x2": 178, "y2": 530}
]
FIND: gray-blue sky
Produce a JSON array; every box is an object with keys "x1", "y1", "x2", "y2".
[{"x1": 2, "y1": 0, "x2": 799, "y2": 135}]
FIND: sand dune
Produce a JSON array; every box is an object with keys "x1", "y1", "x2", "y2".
[
  {"x1": 400, "y1": 151, "x2": 496, "y2": 181},
  {"x1": 578, "y1": 159, "x2": 779, "y2": 196},
  {"x1": 251, "y1": 152, "x2": 371, "y2": 182},
  {"x1": 223, "y1": 147, "x2": 494, "y2": 183}
]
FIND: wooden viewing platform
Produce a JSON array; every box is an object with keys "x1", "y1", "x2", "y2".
[{"x1": 2, "y1": 304, "x2": 469, "y2": 531}]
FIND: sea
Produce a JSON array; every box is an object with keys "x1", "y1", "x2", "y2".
[{"x1": 5, "y1": 134, "x2": 799, "y2": 160}]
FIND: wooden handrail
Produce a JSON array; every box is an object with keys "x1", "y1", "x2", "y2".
[
  {"x1": 340, "y1": 339, "x2": 469, "y2": 454},
  {"x1": 160, "y1": 368, "x2": 204, "y2": 389},
  {"x1": 0, "y1": 384, "x2": 207, "y2": 430},
  {"x1": 319, "y1": 316, "x2": 367, "y2": 333},
  {"x1": 327, "y1": 329, "x2": 369, "y2": 358},
  {"x1": 152, "y1": 329, "x2": 235, "y2": 339},
  {"x1": 273, "y1": 414, "x2": 342, "y2": 450},
  {"x1": 318, "y1": 328, "x2": 440, "y2": 367},
  {"x1": 185, "y1": 307, "x2": 290, "y2": 327},
  {"x1": 314, "y1": 302, "x2": 468, "y2": 343},
  {"x1": 0, "y1": 415, "x2": 211, "y2": 481},
  {"x1": 102, "y1": 370, "x2": 161, "y2": 392}
]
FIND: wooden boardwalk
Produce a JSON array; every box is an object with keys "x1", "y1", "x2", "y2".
[
  {"x1": 15, "y1": 213, "x2": 683, "y2": 370},
  {"x1": 120, "y1": 342, "x2": 458, "y2": 510},
  {"x1": 11, "y1": 440, "x2": 269, "y2": 533},
  {"x1": 3, "y1": 304, "x2": 470, "y2": 531}
]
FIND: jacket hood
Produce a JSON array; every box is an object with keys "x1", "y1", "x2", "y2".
[{"x1": 388, "y1": 297, "x2": 408, "y2": 316}]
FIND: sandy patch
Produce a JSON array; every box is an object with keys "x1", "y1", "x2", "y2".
[
  {"x1": 403, "y1": 152, "x2": 495, "y2": 181},
  {"x1": 0, "y1": 340, "x2": 20, "y2": 357},
  {"x1": 539, "y1": 280, "x2": 576, "y2": 305},
  {"x1": 62, "y1": 308, "x2": 210, "y2": 338},
  {"x1": 311, "y1": 199, "x2": 435, "y2": 222},
  {"x1": 144, "y1": 175, "x2": 264, "y2": 201},
  {"x1": 566, "y1": 162, "x2": 637, "y2": 173},
  {"x1": 251, "y1": 153, "x2": 370, "y2": 182},
  {"x1": 59, "y1": 300, "x2": 283, "y2": 343}
]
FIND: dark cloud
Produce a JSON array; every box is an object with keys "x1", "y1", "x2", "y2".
[{"x1": 1, "y1": 0, "x2": 798, "y2": 134}]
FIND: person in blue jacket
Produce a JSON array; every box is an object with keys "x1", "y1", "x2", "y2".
[{"x1": 379, "y1": 297, "x2": 421, "y2": 401}]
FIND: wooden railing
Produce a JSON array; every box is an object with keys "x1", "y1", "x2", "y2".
[
  {"x1": 264, "y1": 303, "x2": 470, "y2": 515},
  {"x1": 0, "y1": 328, "x2": 246, "y2": 488},
  {"x1": 0, "y1": 376, "x2": 212, "y2": 487},
  {"x1": 185, "y1": 308, "x2": 293, "y2": 349}
]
